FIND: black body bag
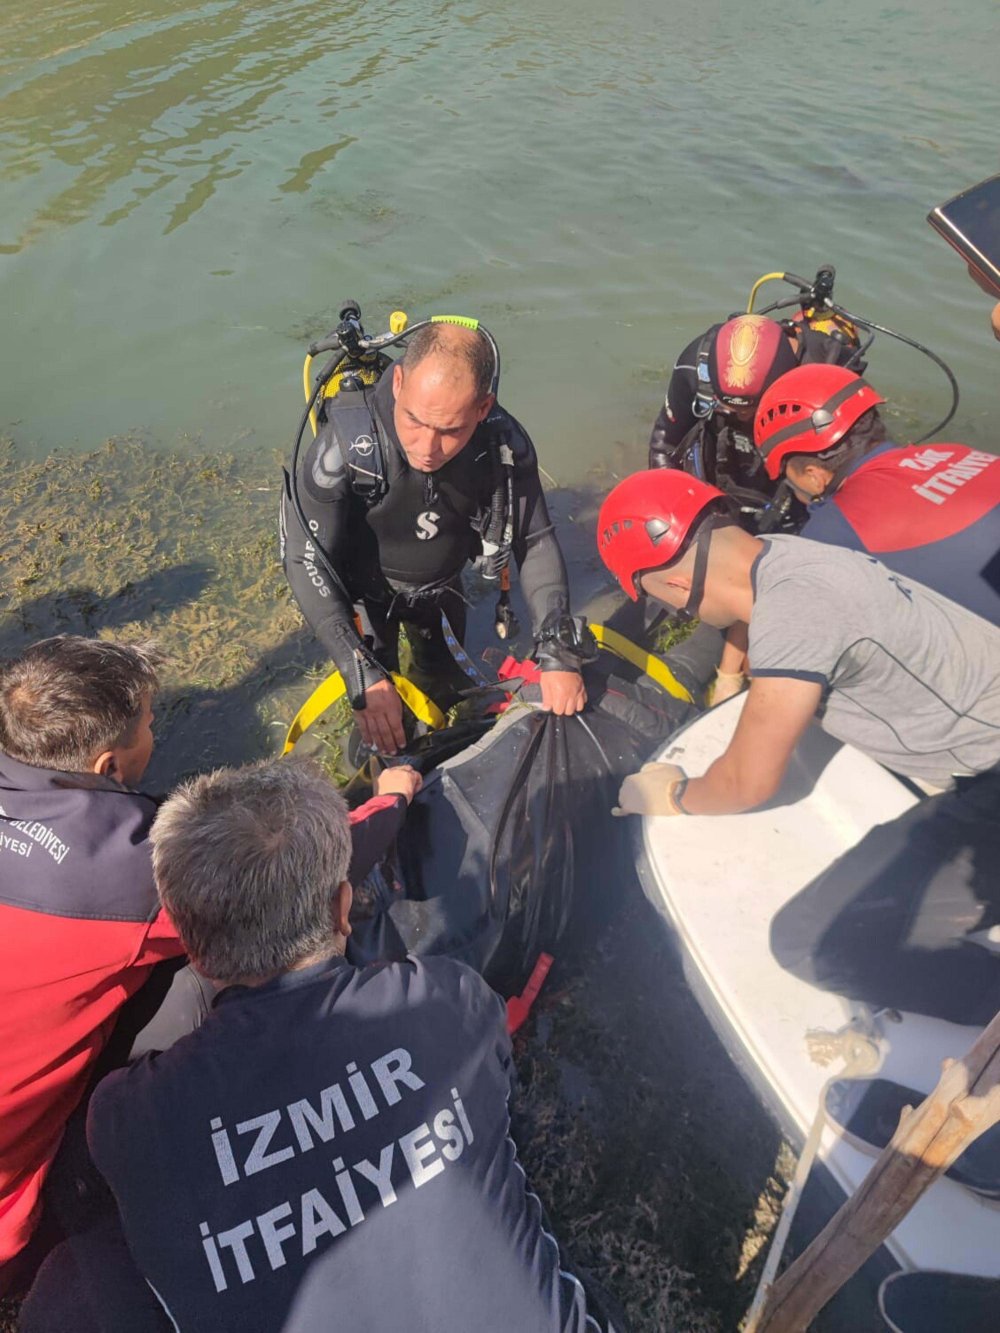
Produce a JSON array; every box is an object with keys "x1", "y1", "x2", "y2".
[{"x1": 346, "y1": 657, "x2": 694, "y2": 994}]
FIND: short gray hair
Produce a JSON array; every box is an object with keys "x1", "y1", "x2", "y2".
[{"x1": 151, "y1": 760, "x2": 352, "y2": 983}]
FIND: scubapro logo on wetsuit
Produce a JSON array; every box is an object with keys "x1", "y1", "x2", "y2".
[{"x1": 415, "y1": 511, "x2": 441, "y2": 541}]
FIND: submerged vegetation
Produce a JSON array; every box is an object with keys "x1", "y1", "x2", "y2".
[
  {"x1": 0, "y1": 433, "x2": 329, "y2": 788},
  {"x1": 0, "y1": 433, "x2": 797, "y2": 1331}
]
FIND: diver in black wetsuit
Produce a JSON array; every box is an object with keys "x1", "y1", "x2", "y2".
[
  {"x1": 281, "y1": 322, "x2": 587, "y2": 754},
  {"x1": 648, "y1": 313, "x2": 855, "y2": 478}
]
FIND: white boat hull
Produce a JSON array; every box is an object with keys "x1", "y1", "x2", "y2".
[{"x1": 637, "y1": 695, "x2": 1000, "y2": 1278}]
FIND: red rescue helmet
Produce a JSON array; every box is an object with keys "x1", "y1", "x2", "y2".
[
  {"x1": 597, "y1": 470, "x2": 729, "y2": 601},
  {"x1": 709, "y1": 315, "x2": 798, "y2": 409},
  {"x1": 755, "y1": 364, "x2": 885, "y2": 481}
]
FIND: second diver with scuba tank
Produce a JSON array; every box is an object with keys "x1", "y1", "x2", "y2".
[
  {"x1": 649, "y1": 265, "x2": 959, "y2": 534},
  {"x1": 280, "y1": 304, "x2": 593, "y2": 756}
]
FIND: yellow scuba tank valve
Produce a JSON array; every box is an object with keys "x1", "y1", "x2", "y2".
[
  {"x1": 791, "y1": 306, "x2": 860, "y2": 346},
  {"x1": 746, "y1": 272, "x2": 787, "y2": 314},
  {"x1": 746, "y1": 270, "x2": 860, "y2": 348}
]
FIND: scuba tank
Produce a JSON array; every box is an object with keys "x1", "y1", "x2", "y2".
[{"x1": 746, "y1": 265, "x2": 959, "y2": 440}]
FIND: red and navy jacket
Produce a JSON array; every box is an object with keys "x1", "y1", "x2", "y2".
[
  {"x1": 346, "y1": 793, "x2": 406, "y2": 886},
  {"x1": 0, "y1": 743, "x2": 407, "y2": 1266},
  {"x1": 800, "y1": 442, "x2": 1000, "y2": 625},
  {"x1": 0, "y1": 753, "x2": 183, "y2": 1264}
]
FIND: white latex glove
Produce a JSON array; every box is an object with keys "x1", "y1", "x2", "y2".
[
  {"x1": 612, "y1": 761, "x2": 687, "y2": 817},
  {"x1": 709, "y1": 668, "x2": 747, "y2": 706}
]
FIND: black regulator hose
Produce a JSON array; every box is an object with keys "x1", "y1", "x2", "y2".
[
  {"x1": 752, "y1": 282, "x2": 960, "y2": 445},
  {"x1": 288, "y1": 348, "x2": 355, "y2": 602},
  {"x1": 826, "y1": 302, "x2": 960, "y2": 443}
]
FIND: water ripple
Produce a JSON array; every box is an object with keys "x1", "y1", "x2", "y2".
[{"x1": 0, "y1": 0, "x2": 997, "y2": 462}]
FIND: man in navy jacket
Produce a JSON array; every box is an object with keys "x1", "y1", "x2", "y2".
[{"x1": 63, "y1": 760, "x2": 614, "y2": 1333}]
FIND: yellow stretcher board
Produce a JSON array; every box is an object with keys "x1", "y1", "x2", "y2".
[{"x1": 282, "y1": 623, "x2": 691, "y2": 754}]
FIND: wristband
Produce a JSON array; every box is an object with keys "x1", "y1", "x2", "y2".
[{"x1": 665, "y1": 776, "x2": 690, "y2": 816}]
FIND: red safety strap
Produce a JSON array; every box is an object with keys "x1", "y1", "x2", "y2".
[{"x1": 506, "y1": 952, "x2": 554, "y2": 1034}]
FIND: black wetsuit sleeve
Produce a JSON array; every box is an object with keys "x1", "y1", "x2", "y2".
[
  {"x1": 507, "y1": 419, "x2": 572, "y2": 636},
  {"x1": 649, "y1": 334, "x2": 704, "y2": 468},
  {"x1": 281, "y1": 433, "x2": 386, "y2": 698}
]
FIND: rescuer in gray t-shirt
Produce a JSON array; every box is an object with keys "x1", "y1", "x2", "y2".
[
  {"x1": 748, "y1": 536, "x2": 1000, "y2": 787},
  {"x1": 599, "y1": 469, "x2": 1000, "y2": 1025}
]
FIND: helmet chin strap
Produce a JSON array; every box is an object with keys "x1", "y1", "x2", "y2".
[
  {"x1": 792, "y1": 437, "x2": 873, "y2": 503},
  {"x1": 825, "y1": 439, "x2": 872, "y2": 494},
  {"x1": 683, "y1": 520, "x2": 717, "y2": 619}
]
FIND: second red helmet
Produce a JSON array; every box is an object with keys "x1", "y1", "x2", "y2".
[
  {"x1": 755, "y1": 364, "x2": 885, "y2": 481},
  {"x1": 597, "y1": 470, "x2": 729, "y2": 600}
]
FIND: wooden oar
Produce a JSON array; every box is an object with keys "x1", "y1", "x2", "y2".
[{"x1": 746, "y1": 1007, "x2": 1000, "y2": 1332}]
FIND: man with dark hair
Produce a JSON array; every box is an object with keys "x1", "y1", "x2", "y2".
[
  {"x1": 282, "y1": 321, "x2": 588, "y2": 756},
  {"x1": 54, "y1": 760, "x2": 616, "y2": 1333},
  {"x1": 755, "y1": 364, "x2": 1000, "y2": 623},
  {"x1": 0, "y1": 635, "x2": 161, "y2": 778},
  {"x1": 0, "y1": 636, "x2": 181, "y2": 1284},
  {"x1": 598, "y1": 470, "x2": 1000, "y2": 1029}
]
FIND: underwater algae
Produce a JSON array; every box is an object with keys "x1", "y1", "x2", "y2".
[{"x1": 0, "y1": 432, "x2": 354, "y2": 787}]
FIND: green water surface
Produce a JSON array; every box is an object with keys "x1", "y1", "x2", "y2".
[{"x1": 2, "y1": 0, "x2": 998, "y2": 468}]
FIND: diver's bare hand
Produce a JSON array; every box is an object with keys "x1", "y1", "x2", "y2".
[
  {"x1": 992, "y1": 302, "x2": 1000, "y2": 343},
  {"x1": 355, "y1": 679, "x2": 406, "y2": 754},
  {"x1": 374, "y1": 765, "x2": 423, "y2": 805},
  {"x1": 540, "y1": 670, "x2": 587, "y2": 716}
]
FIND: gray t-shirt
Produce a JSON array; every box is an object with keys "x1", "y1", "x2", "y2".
[{"x1": 748, "y1": 536, "x2": 1000, "y2": 785}]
